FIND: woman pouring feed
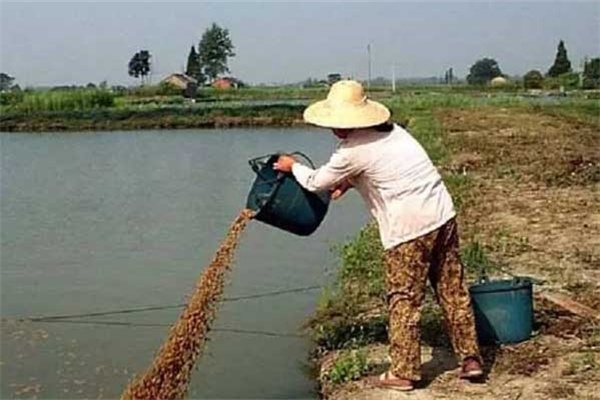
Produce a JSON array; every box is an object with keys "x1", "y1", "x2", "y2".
[{"x1": 274, "y1": 80, "x2": 483, "y2": 391}]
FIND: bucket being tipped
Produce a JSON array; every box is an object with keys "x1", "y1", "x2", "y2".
[{"x1": 245, "y1": 152, "x2": 330, "y2": 236}]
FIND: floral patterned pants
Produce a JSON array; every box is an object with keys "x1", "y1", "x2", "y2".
[{"x1": 385, "y1": 218, "x2": 481, "y2": 381}]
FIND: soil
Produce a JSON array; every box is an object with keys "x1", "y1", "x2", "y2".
[{"x1": 318, "y1": 107, "x2": 600, "y2": 400}]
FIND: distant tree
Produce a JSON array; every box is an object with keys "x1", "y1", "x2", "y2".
[
  {"x1": 466, "y1": 58, "x2": 502, "y2": 85},
  {"x1": 86, "y1": 82, "x2": 97, "y2": 89},
  {"x1": 0, "y1": 72, "x2": 15, "y2": 91},
  {"x1": 523, "y1": 70, "x2": 544, "y2": 89},
  {"x1": 444, "y1": 68, "x2": 454, "y2": 85},
  {"x1": 327, "y1": 73, "x2": 342, "y2": 85},
  {"x1": 128, "y1": 50, "x2": 152, "y2": 85},
  {"x1": 99, "y1": 80, "x2": 108, "y2": 90},
  {"x1": 582, "y1": 57, "x2": 600, "y2": 89},
  {"x1": 198, "y1": 23, "x2": 235, "y2": 83},
  {"x1": 547, "y1": 40, "x2": 572, "y2": 77},
  {"x1": 185, "y1": 45, "x2": 204, "y2": 84}
]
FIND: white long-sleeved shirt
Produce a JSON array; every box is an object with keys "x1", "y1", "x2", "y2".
[{"x1": 292, "y1": 124, "x2": 456, "y2": 250}]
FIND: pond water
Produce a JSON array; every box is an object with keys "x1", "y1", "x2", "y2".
[{"x1": 0, "y1": 128, "x2": 368, "y2": 399}]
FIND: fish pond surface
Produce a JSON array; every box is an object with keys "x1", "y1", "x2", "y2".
[{"x1": 0, "y1": 128, "x2": 368, "y2": 399}]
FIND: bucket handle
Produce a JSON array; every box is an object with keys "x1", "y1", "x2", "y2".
[{"x1": 248, "y1": 151, "x2": 316, "y2": 180}]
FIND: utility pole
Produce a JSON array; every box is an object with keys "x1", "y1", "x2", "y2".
[
  {"x1": 391, "y1": 64, "x2": 396, "y2": 93},
  {"x1": 367, "y1": 43, "x2": 372, "y2": 89}
]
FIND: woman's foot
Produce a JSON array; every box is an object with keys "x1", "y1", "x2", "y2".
[
  {"x1": 460, "y1": 357, "x2": 483, "y2": 379},
  {"x1": 367, "y1": 371, "x2": 414, "y2": 391}
]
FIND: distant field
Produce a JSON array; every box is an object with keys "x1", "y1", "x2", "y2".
[{"x1": 1, "y1": 85, "x2": 598, "y2": 132}]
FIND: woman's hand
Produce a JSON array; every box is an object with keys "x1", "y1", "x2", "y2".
[
  {"x1": 273, "y1": 155, "x2": 296, "y2": 173},
  {"x1": 331, "y1": 180, "x2": 353, "y2": 200}
]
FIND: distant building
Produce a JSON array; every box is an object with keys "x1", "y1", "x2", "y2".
[
  {"x1": 490, "y1": 76, "x2": 509, "y2": 87},
  {"x1": 162, "y1": 73, "x2": 198, "y2": 97},
  {"x1": 212, "y1": 77, "x2": 243, "y2": 89}
]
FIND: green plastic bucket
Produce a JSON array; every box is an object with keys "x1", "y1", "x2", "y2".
[
  {"x1": 246, "y1": 152, "x2": 330, "y2": 236},
  {"x1": 469, "y1": 277, "x2": 533, "y2": 345}
]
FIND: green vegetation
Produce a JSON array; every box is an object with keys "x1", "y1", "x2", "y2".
[
  {"x1": 2, "y1": 89, "x2": 115, "y2": 113},
  {"x1": 2, "y1": 84, "x2": 598, "y2": 132},
  {"x1": 186, "y1": 46, "x2": 204, "y2": 84},
  {"x1": 467, "y1": 58, "x2": 503, "y2": 85},
  {"x1": 128, "y1": 50, "x2": 152, "y2": 85},
  {"x1": 0, "y1": 72, "x2": 16, "y2": 91},
  {"x1": 582, "y1": 58, "x2": 600, "y2": 89},
  {"x1": 324, "y1": 350, "x2": 370, "y2": 384},
  {"x1": 308, "y1": 223, "x2": 387, "y2": 351},
  {"x1": 548, "y1": 40, "x2": 572, "y2": 77},
  {"x1": 523, "y1": 70, "x2": 544, "y2": 89},
  {"x1": 198, "y1": 23, "x2": 236, "y2": 83}
]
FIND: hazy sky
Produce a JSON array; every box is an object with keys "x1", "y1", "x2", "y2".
[{"x1": 1, "y1": 1, "x2": 598, "y2": 86}]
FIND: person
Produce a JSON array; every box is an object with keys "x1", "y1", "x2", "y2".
[{"x1": 274, "y1": 80, "x2": 483, "y2": 391}]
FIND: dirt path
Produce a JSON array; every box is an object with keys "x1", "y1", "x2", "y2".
[{"x1": 319, "y1": 107, "x2": 600, "y2": 400}]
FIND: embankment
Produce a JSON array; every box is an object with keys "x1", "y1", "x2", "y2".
[{"x1": 0, "y1": 104, "x2": 307, "y2": 132}]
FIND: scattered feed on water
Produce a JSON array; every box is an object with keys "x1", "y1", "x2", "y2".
[{"x1": 121, "y1": 208, "x2": 255, "y2": 400}]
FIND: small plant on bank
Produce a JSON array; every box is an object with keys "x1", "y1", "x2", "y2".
[
  {"x1": 325, "y1": 349, "x2": 370, "y2": 384},
  {"x1": 461, "y1": 240, "x2": 495, "y2": 278},
  {"x1": 336, "y1": 223, "x2": 385, "y2": 298}
]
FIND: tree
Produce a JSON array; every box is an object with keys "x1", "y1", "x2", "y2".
[
  {"x1": 582, "y1": 57, "x2": 600, "y2": 89},
  {"x1": 0, "y1": 72, "x2": 15, "y2": 91},
  {"x1": 185, "y1": 45, "x2": 204, "y2": 84},
  {"x1": 128, "y1": 50, "x2": 152, "y2": 85},
  {"x1": 327, "y1": 73, "x2": 342, "y2": 85},
  {"x1": 466, "y1": 58, "x2": 502, "y2": 85},
  {"x1": 444, "y1": 68, "x2": 454, "y2": 85},
  {"x1": 523, "y1": 70, "x2": 544, "y2": 89},
  {"x1": 198, "y1": 23, "x2": 235, "y2": 83},
  {"x1": 547, "y1": 40, "x2": 572, "y2": 77}
]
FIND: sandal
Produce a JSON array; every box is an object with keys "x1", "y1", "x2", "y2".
[
  {"x1": 367, "y1": 371, "x2": 414, "y2": 391},
  {"x1": 460, "y1": 358, "x2": 483, "y2": 379}
]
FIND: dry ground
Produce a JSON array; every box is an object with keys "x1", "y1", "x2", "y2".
[{"x1": 319, "y1": 107, "x2": 600, "y2": 400}]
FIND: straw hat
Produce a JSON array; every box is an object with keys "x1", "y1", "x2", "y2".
[{"x1": 303, "y1": 80, "x2": 391, "y2": 129}]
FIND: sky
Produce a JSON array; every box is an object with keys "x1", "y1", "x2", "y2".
[{"x1": 1, "y1": 1, "x2": 599, "y2": 87}]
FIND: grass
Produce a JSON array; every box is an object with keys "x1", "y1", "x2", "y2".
[
  {"x1": 324, "y1": 349, "x2": 370, "y2": 385},
  {"x1": 2, "y1": 85, "x2": 598, "y2": 132},
  {"x1": 2, "y1": 89, "x2": 115, "y2": 113}
]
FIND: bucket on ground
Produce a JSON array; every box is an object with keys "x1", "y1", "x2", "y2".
[
  {"x1": 469, "y1": 277, "x2": 534, "y2": 345},
  {"x1": 246, "y1": 152, "x2": 330, "y2": 236}
]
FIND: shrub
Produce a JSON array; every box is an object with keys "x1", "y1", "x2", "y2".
[
  {"x1": 325, "y1": 350, "x2": 370, "y2": 384},
  {"x1": 0, "y1": 90, "x2": 24, "y2": 106},
  {"x1": 523, "y1": 70, "x2": 544, "y2": 89}
]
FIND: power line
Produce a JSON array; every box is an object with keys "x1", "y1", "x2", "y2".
[
  {"x1": 7, "y1": 318, "x2": 305, "y2": 339},
  {"x1": 14, "y1": 285, "x2": 323, "y2": 322}
]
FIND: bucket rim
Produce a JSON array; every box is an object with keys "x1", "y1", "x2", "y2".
[{"x1": 469, "y1": 277, "x2": 533, "y2": 294}]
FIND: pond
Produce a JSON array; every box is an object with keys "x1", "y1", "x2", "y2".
[{"x1": 0, "y1": 128, "x2": 368, "y2": 399}]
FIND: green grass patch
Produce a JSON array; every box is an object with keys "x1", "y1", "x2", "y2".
[
  {"x1": 2, "y1": 89, "x2": 115, "y2": 113},
  {"x1": 324, "y1": 349, "x2": 370, "y2": 385}
]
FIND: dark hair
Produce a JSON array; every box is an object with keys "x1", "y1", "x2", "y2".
[{"x1": 372, "y1": 121, "x2": 395, "y2": 132}]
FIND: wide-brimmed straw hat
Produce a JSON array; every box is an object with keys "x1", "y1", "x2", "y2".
[{"x1": 303, "y1": 80, "x2": 391, "y2": 129}]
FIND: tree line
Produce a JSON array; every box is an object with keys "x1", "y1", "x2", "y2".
[
  {"x1": 127, "y1": 23, "x2": 235, "y2": 86},
  {"x1": 466, "y1": 40, "x2": 599, "y2": 89}
]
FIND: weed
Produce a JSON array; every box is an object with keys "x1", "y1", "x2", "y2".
[
  {"x1": 443, "y1": 172, "x2": 472, "y2": 210},
  {"x1": 335, "y1": 223, "x2": 385, "y2": 298},
  {"x1": 324, "y1": 349, "x2": 370, "y2": 384},
  {"x1": 460, "y1": 240, "x2": 495, "y2": 278},
  {"x1": 563, "y1": 351, "x2": 600, "y2": 376}
]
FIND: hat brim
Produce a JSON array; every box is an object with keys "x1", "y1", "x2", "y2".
[{"x1": 303, "y1": 99, "x2": 391, "y2": 129}]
